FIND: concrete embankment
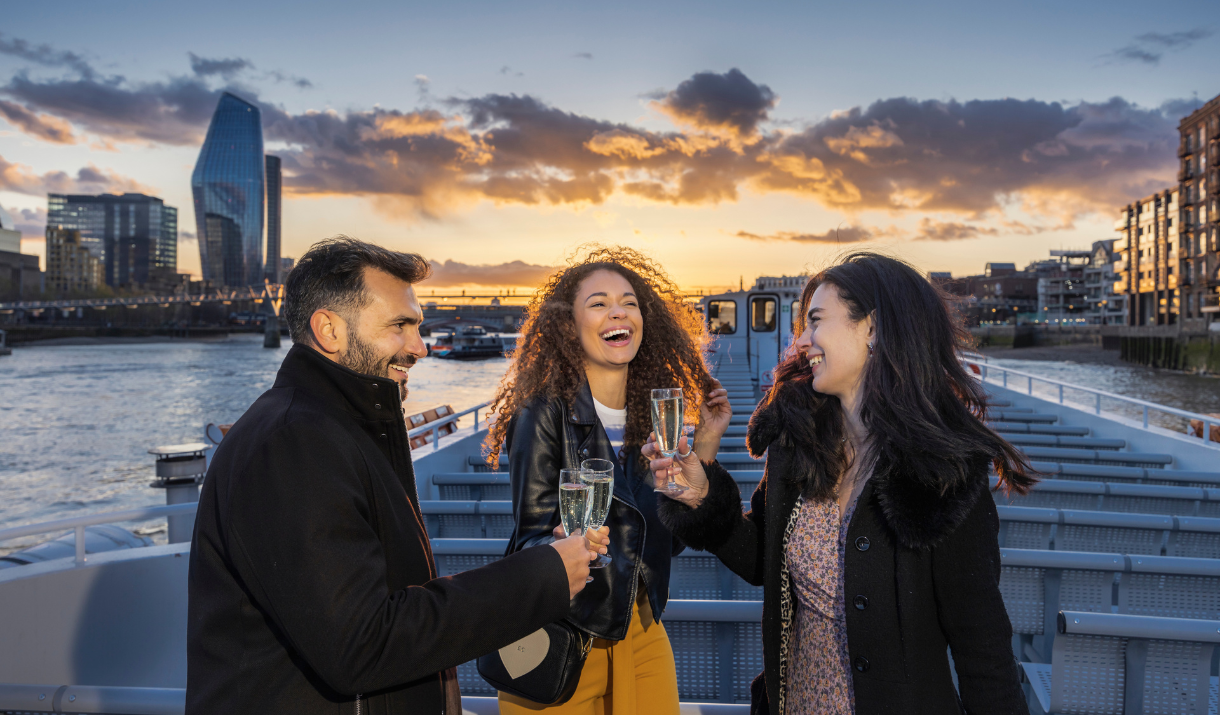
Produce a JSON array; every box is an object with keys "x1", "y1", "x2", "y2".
[
  {"x1": 0, "y1": 325, "x2": 235, "y2": 346},
  {"x1": 971, "y1": 324, "x2": 1220, "y2": 375}
]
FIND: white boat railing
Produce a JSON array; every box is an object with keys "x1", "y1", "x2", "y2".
[
  {"x1": 407, "y1": 401, "x2": 491, "y2": 453},
  {"x1": 0, "y1": 503, "x2": 197, "y2": 565},
  {"x1": 961, "y1": 357, "x2": 1220, "y2": 448}
]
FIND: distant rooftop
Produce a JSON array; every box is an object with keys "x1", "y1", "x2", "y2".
[{"x1": 0, "y1": 205, "x2": 13, "y2": 231}]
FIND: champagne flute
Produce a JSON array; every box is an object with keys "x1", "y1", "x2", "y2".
[
  {"x1": 558, "y1": 468, "x2": 594, "y2": 583},
  {"x1": 651, "y1": 388, "x2": 689, "y2": 495},
  {"x1": 580, "y1": 458, "x2": 614, "y2": 568}
]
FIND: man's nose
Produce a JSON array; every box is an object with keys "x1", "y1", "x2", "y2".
[{"x1": 406, "y1": 330, "x2": 428, "y2": 359}]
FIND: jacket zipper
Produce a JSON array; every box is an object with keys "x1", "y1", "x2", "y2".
[{"x1": 355, "y1": 693, "x2": 362, "y2": 715}]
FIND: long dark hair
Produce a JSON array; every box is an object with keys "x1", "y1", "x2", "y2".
[
  {"x1": 762, "y1": 252, "x2": 1036, "y2": 498},
  {"x1": 485, "y1": 245, "x2": 711, "y2": 466}
]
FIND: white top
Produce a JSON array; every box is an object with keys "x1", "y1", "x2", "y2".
[{"x1": 592, "y1": 396, "x2": 627, "y2": 451}]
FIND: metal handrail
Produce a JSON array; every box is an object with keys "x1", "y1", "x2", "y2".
[
  {"x1": 407, "y1": 401, "x2": 491, "y2": 453},
  {"x1": 963, "y1": 357, "x2": 1220, "y2": 447},
  {"x1": 0, "y1": 503, "x2": 196, "y2": 564}
]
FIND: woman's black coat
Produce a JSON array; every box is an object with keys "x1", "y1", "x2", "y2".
[
  {"x1": 504, "y1": 381, "x2": 684, "y2": 640},
  {"x1": 659, "y1": 398, "x2": 1028, "y2": 715}
]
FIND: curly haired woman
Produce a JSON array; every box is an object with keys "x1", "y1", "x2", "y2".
[
  {"x1": 485, "y1": 246, "x2": 732, "y2": 715},
  {"x1": 645, "y1": 252, "x2": 1036, "y2": 715}
]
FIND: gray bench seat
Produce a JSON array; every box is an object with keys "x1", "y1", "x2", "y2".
[
  {"x1": 993, "y1": 476, "x2": 1220, "y2": 517},
  {"x1": 997, "y1": 506, "x2": 1220, "y2": 557},
  {"x1": 1028, "y1": 461, "x2": 1220, "y2": 488},
  {"x1": 1003, "y1": 434, "x2": 1125, "y2": 450}
]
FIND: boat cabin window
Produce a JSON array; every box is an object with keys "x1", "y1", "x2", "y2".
[
  {"x1": 708, "y1": 300, "x2": 737, "y2": 334},
  {"x1": 751, "y1": 297, "x2": 776, "y2": 332}
]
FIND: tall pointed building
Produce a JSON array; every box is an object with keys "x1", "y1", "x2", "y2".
[{"x1": 192, "y1": 92, "x2": 264, "y2": 287}]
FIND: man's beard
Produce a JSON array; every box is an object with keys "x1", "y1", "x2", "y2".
[{"x1": 338, "y1": 328, "x2": 416, "y2": 402}]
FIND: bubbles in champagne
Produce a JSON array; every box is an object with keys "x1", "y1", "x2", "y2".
[{"x1": 559, "y1": 482, "x2": 591, "y2": 536}]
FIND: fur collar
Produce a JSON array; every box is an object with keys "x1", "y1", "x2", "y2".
[{"x1": 747, "y1": 386, "x2": 990, "y2": 551}]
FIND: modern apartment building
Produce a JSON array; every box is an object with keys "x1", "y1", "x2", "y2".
[
  {"x1": 192, "y1": 92, "x2": 265, "y2": 287},
  {"x1": 46, "y1": 193, "x2": 177, "y2": 288},
  {"x1": 45, "y1": 227, "x2": 103, "y2": 295},
  {"x1": 1083, "y1": 240, "x2": 1126, "y2": 325},
  {"x1": 1114, "y1": 187, "x2": 1182, "y2": 327},
  {"x1": 1176, "y1": 95, "x2": 1220, "y2": 326}
]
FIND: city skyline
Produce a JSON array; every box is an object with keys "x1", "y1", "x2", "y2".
[{"x1": 0, "y1": 1, "x2": 1217, "y2": 291}]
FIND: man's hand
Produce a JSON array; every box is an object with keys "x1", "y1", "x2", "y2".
[{"x1": 549, "y1": 532, "x2": 598, "y2": 599}]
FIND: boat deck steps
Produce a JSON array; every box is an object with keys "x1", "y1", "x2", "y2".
[
  {"x1": 991, "y1": 411, "x2": 1059, "y2": 423},
  {"x1": 1016, "y1": 446, "x2": 1173, "y2": 468},
  {"x1": 991, "y1": 476, "x2": 1220, "y2": 518},
  {"x1": 995, "y1": 505, "x2": 1220, "y2": 557},
  {"x1": 1001, "y1": 434, "x2": 1125, "y2": 450},
  {"x1": 989, "y1": 422, "x2": 1090, "y2": 436},
  {"x1": 1027, "y1": 462, "x2": 1220, "y2": 488}
]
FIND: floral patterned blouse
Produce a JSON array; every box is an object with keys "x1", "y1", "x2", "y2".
[{"x1": 783, "y1": 496, "x2": 859, "y2": 715}]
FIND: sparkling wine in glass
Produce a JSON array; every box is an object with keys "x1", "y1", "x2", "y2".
[
  {"x1": 559, "y1": 469, "x2": 592, "y2": 539},
  {"x1": 651, "y1": 388, "x2": 688, "y2": 495},
  {"x1": 581, "y1": 458, "x2": 615, "y2": 568}
]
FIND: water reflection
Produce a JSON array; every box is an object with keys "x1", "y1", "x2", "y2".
[
  {"x1": 984, "y1": 357, "x2": 1220, "y2": 433},
  {"x1": 0, "y1": 336, "x2": 511, "y2": 538}
]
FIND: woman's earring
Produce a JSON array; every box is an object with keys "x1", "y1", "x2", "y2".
[{"x1": 867, "y1": 341, "x2": 874, "y2": 356}]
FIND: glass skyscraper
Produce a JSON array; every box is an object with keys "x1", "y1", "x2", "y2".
[
  {"x1": 265, "y1": 154, "x2": 282, "y2": 284},
  {"x1": 46, "y1": 193, "x2": 177, "y2": 287},
  {"x1": 192, "y1": 92, "x2": 264, "y2": 287}
]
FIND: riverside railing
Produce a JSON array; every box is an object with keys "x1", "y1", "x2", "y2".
[
  {"x1": 408, "y1": 401, "x2": 491, "y2": 453},
  {"x1": 962, "y1": 357, "x2": 1220, "y2": 448}
]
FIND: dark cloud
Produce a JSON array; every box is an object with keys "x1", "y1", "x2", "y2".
[
  {"x1": 0, "y1": 34, "x2": 96, "y2": 79},
  {"x1": 652, "y1": 68, "x2": 776, "y2": 137},
  {"x1": 0, "y1": 153, "x2": 152, "y2": 197},
  {"x1": 499, "y1": 65, "x2": 524, "y2": 77},
  {"x1": 914, "y1": 219, "x2": 998, "y2": 241},
  {"x1": 12, "y1": 206, "x2": 46, "y2": 239},
  {"x1": 735, "y1": 227, "x2": 874, "y2": 243},
  {"x1": 0, "y1": 99, "x2": 76, "y2": 143},
  {"x1": 1106, "y1": 27, "x2": 1213, "y2": 65},
  {"x1": 1, "y1": 73, "x2": 224, "y2": 144},
  {"x1": 267, "y1": 70, "x2": 313, "y2": 89},
  {"x1": 422, "y1": 259, "x2": 556, "y2": 287},
  {"x1": 0, "y1": 55, "x2": 1185, "y2": 224},
  {"x1": 188, "y1": 53, "x2": 252, "y2": 80},
  {"x1": 574, "y1": 53, "x2": 593, "y2": 60},
  {"x1": 757, "y1": 95, "x2": 1178, "y2": 218}
]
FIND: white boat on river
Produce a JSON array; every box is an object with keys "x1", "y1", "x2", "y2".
[{"x1": 1, "y1": 277, "x2": 1218, "y2": 714}]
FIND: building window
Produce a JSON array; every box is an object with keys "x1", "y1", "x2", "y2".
[{"x1": 708, "y1": 300, "x2": 737, "y2": 335}]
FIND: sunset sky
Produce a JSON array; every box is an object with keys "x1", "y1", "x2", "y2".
[{"x1": 1, "y1": 0, "x2": 1216, "y2": 292}]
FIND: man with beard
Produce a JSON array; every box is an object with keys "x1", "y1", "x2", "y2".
[{"x1": 187, "y1": 237, "x2": 597, "y2": 715}]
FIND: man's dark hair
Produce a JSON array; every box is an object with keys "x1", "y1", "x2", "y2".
[{"x1": 283, "y1": 236, "x2": 431, "y2": 345}]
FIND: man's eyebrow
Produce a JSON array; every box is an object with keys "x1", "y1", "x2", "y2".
[{"x1": 389, "y1": 314, "x2": 421, "y2": 326}]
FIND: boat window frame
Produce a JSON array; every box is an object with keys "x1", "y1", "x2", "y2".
[
  {"x1": 750, "y1": 296, "x2": 777, "y2": 333},
  {"x1": 707, "y1": 299, "x2": 738, "y2": 335}
]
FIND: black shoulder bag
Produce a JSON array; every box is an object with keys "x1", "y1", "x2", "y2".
[{"x1": 477, "y1": 400, "x2": 595, "y2": 704}]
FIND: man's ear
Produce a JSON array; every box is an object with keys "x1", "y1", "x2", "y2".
[{"x1": 309, "y1": 309, "x2": 347, "y2": 355}]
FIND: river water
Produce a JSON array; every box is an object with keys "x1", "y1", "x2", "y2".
[{"x1": 1, "y1": 338, "x2": 1218, "y2": 547}]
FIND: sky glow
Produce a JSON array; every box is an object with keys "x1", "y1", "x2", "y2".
[{"x1": 1, "y1": 0, "x2": 1216, "y2": 291}]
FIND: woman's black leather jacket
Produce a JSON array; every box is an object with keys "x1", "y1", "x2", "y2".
[{"x1": 504, "y1": 381, "x2": 684, "y2": 640}]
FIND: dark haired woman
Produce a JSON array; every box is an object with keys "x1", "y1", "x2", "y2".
[
  {"x1": 646, "y1": 252, "x2": 1036, "y2": 715},
  {"x1": 486, "y1": 246, "x2": 731, "y2": 714}
]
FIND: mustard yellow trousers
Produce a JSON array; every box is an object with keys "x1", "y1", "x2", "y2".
[{"x1": 498, "y1": 588, "x2": 680, "y2": 715}]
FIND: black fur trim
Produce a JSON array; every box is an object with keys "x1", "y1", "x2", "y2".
[
  {"x1": 870, "y1": 452, "x2": 991, "y2": 550},
  {"x1": 657, "y1": 460, "x2": 743, "y2": 552}
]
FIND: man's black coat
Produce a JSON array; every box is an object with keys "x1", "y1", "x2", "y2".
[{"x1": 187, "y1": 344, "x2": 570, "y2": 714}]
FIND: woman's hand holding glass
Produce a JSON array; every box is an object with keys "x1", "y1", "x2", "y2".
[
  {"x1": 692, "y1": 378, "x2": 731, "y2": 462},
  {"x1": 643, "y1": 432, "x2": 709, "y2": 508}
]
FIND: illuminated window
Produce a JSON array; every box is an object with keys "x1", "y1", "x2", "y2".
[{"x1": 751, "y1": 297, "x2": 777, "y2": 332}]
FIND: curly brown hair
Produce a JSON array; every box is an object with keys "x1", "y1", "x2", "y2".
[{"x1": 485, "y1": 245, "x2": 712, "y2": 466}]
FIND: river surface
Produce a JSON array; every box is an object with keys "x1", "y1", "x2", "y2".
[
  {"x1": 1, "y1": 339, "x2": 1218, "y2": 548},
  {"x1": 0, "y1": 336, "x2": 511, "y2": 548}
]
